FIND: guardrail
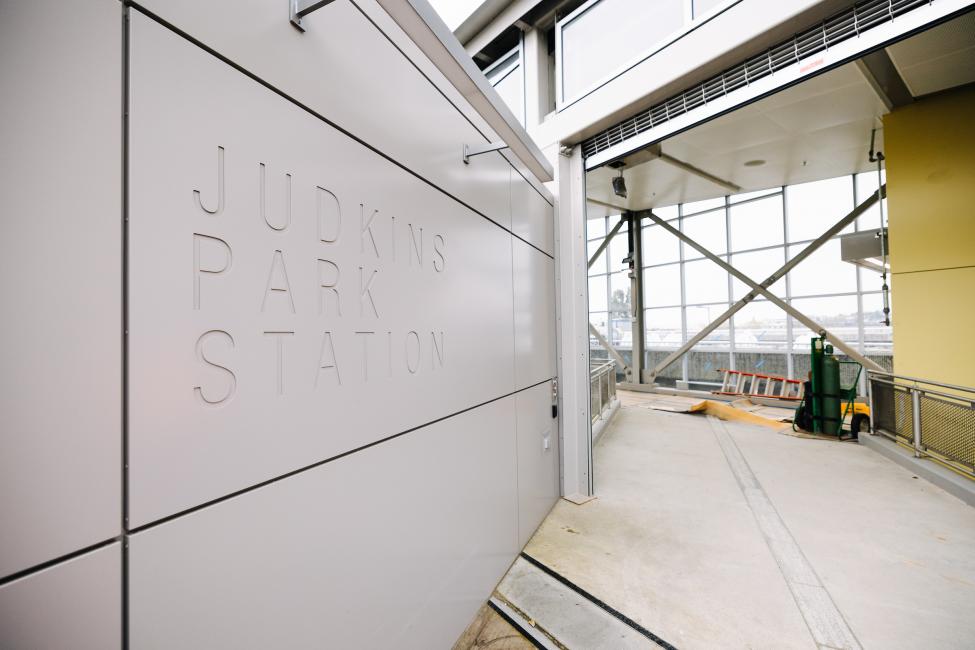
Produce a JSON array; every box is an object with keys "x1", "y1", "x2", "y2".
[
  {"x1": 591, "y1": 360, "x2": 618, "y2": 424},
  {"x1": 867, "y1": 370, "x2": 975, "y2": 480}
]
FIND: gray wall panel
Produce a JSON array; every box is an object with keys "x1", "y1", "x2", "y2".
[
  {"x1": 127, "y1": 15, "x2": 517, "y2": 526},
  {"x1": 515, "y1": 384, "x2": 560, "y2": 548},
  {"x1": 513, "y1": 240, "x2": 557, "y2": 389},
  {"x1": 129, "y1": 398, "x2": 519, "y2": 650},
  {"x1": 511, "y1": 171, "x2": 556, "y2": 257},
  {"x1": 0, "y1": 543, "x2": 121, "y2": 650},
  {"x1": 130, "y1": 0, "x2": 515, "y2": 229},
  {"x1": 0, "y1": 0, "x2": 121, "y2": 577}
]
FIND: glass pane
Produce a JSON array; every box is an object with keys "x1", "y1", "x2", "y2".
[
  {"x1": 609, "y1": 232, "x2": 630, "y2": 272},
  {"x1": 787, "y1": 240, "x2": 857, "y2": 297},
  {"x1": 789, "y1": 295, "x2": 859, "y2": 351},
  {"x1": 862, "y1": 292, "x2": 893, "y2": 355},
  {"x1": 855, "y1": 170, "x2": 888, "y2": 231},
  {"x1": 644, "y1": 264, "x2": 682, "y2": 308},
  {"x1": 560, "y1": 0, "x2": 684, "y2": 101},
  {"x1": 682, "y1": 208, "x2": 727, "y2": 259},
  {"x1": 685, "y1": 259, "x2": 728, "y2": 304},
  {"x1": 729, "y1": 196, "x2": 783, "y2": 251},
  {"x1": 609, "y1": 314, "x2": 632, "y2": 348},
  {"x1": 587, "y1": 216, "x2": 607, "y2": 239},
  {"x1": 609, "y1": 272, "x2": 631, "y2": 316},
  {"x1": 733, "y1": 300, "x2": 788, "y2": 353},
  {"x1": 588, "y1": 238, "x2": 607, "y2": 274},
  {"x1": 786, "y1": 176, "x2": 854, "y2": 242},
  {"x1": 645, "y1": 307, "x2": 683, "y2": 349},
  {"x1": 590, "y1": 311, "x2": 609, "y2": 343},
  {"x1": 686, "y1": 304, "x2": 730, "y2": 348},
  {"x1": 490, "y1": 62, "x2": 524, "y2": 125},
  {"x1": 642, "y1": 224, "x2": 681, "y2": 266},
  {"x1": 693, "y1": 0, "x2": 727, "y2": 18},
  {"x1": 687, "y1": 349, "x2": 729, "y2": 384},
  {"x1": 734, "y1": 350, "x2": 790, "y2": 377},
  {"x1": 729, "y1": 187, "x2": 780, "y2": 204},
  {"x1": 653, "y1": 205, "x2": 679, "y2": 221},
  {"x1": 683, "y1": 196, "x2": 725, "y2": 215},
  {"x1": 588, "y1": 275, "x2": 607, "y2": 312},
  {"x1": 730, "y1": 248, "x2": 786, "y2": 300}
]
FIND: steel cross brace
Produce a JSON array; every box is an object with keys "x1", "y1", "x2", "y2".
[
  {"x1": 585, "y1": 217, "x2": 630, "y2": 376},
  {"x1": 587, "y1": 216, "x2": 626, "y2": 269},
  {"x1": 589, "y1": 323, "x2": 630, "y2": 375},
  {"x1": 636, "y1": 185, "x2": 887, "y2": 382}
]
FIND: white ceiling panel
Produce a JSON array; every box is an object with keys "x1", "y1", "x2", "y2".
[
  {"x1": 585, "y1": 10, "x2": 975, "y2": 215},
  {"x1": 887, "y1": 10, "x2": 975, "y2": 97}
]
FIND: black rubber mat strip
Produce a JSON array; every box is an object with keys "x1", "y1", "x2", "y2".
[{"x1": 519, "y1": 552, "x2": 679, "y2": 650}]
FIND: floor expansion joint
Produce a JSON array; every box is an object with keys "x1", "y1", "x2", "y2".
[
  {"x1": 707, "y1": 415, "x2": 863, "y2": 650},
  {"x1": 495, "y1": 555, "x2": 674, "y2": 649}
]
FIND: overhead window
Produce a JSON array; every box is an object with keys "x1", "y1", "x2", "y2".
[
  {"x1": 558, "y1": 0, "x2": 683, "y2": 104},
  {"x1": 693, "y1": 0, "x2": 728, "y2": 19},
  {"x1": 484, "y1": 46, "x2": 524, "y2": 125}
]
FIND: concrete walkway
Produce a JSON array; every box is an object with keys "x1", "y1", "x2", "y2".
[{"x1": 515, "y1": 391, "x2": 975, "y2": 649}]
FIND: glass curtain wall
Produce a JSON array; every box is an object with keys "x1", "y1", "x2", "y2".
[{"x1": 587, "y1": 173, "x2": 892, "y2": 388}]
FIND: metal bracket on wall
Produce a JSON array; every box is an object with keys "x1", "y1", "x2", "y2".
[
  {"x1": 290, "y1": 0, "x2": 336, "y2": 32},
  {"x1": 463, "y1": 141, "x2": 509, "y2": 164}
]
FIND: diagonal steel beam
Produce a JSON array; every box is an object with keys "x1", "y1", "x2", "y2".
[
  {"x1": 589, "y1": 322, "x2": 629, "y2": 372},
  {"x1": 639, "y1": 186, "x2": 886, "y2": 381},
  {"x1": 588, "y1": 216, "x2": 625, "y2": 269}
]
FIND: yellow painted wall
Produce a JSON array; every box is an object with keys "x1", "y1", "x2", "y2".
[{"x1": 885, "y1": 84, "x2": 975, "y2": 387}]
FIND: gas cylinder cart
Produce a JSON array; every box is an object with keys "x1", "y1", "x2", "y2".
[{"x1": 793, "y1": 334, "x2": 870, "y2": 439}]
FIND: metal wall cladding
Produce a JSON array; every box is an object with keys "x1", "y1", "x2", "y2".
[
  {"x1": 0, "y1": 543, "x2": 121, "y2": 650},
  {"x1": 515, "y1": 383, "x2": 561, "y2": 548},
  {"x1": 129, "y1": 398, "x2": 518, "y2": 650},
  {"x1": 127, "y1": 14, "x2": 519, "y2": 527},
  {"x1": 513, "y1": 240, "x2": 558, "y2": 389},
  {"x1": 511, "y1": 170, "x2": 556, "y2": 257},
  {"x1": 132, "y1": 0, "x2": 516, "y2": 230},
  {"x1": 0, "y1": 0, "x2": 122, "y2": 578}
]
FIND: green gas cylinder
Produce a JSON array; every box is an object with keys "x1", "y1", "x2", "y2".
[{"x1": 821, "y1": 344, "x2": 842, "y2": 435}]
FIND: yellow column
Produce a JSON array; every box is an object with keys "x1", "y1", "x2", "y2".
[{"x1": 885, "y1": 85, "x2": 975, "y2": 387}]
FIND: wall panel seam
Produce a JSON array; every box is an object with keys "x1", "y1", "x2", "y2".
[
  {"x1": 348, "y1": 0, "x2": 553, "y2": 207},
  {"x1": 124, "y1": 376, "x2": 556, "y2": 536},
  {"x1": 126, "y1": 2, "x2": 553, "y2": 260},
  {"x1": 0, "y1": 537, "x2": 123, "y2": 588},
  {"x1": 891, "y1": 263, "x2": 975, "y2": 276},
  {"x1": 121, "y1": 4, "x2": 131, "y2": 649}
]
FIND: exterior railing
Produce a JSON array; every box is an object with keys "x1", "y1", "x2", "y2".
[
  {"x1": 867, "y1": 370, "x2": 975, "y2": 480},
  {"x1": 591, "y1": 360, "x2": 618, "y2": 424}
]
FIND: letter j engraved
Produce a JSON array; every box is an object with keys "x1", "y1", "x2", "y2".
[{"x1": 193, "y1": 145, "x2": 225, "y2": 215}]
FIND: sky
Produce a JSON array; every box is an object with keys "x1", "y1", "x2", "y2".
[{"x1": 426, "y1": 0, "x2": 483, "y2": 29}]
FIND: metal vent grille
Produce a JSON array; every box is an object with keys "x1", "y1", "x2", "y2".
[{"x1": 581, "y1": 0, "x2": 932, "y2": 160}]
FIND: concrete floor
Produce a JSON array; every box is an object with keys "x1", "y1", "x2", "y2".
[
  {"x1": 515, "y1": 391, "x2": 975, "y2": 649},
  {"x1": 452, "y1": 604, "x2": 534, "y2": 650}
]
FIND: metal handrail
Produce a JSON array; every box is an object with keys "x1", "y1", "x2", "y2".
[
  {"x1": 590, "y1": 360, "x2": 618, "y2": 424},
  {"x1": 866, "y1": 369, "x2": 975, "y2": 397},
  {"x1": 867, "y1": 369, "x2": 975, "y2": 479},
  {"x1": 868, "y1": 378, "x2": 975, "y2": 406}
]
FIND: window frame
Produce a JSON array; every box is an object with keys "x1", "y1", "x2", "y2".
[
  {"x1": 554, "y1": 0, "x2": 742, "y2": 108},
  {"x1": 483, "y1": 42, "x2": 526, "y2": 125}
]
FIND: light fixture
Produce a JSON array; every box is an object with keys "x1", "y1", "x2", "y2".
[{"x1": 612, "y1": 168, "x2": 628, "y2": 199}]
